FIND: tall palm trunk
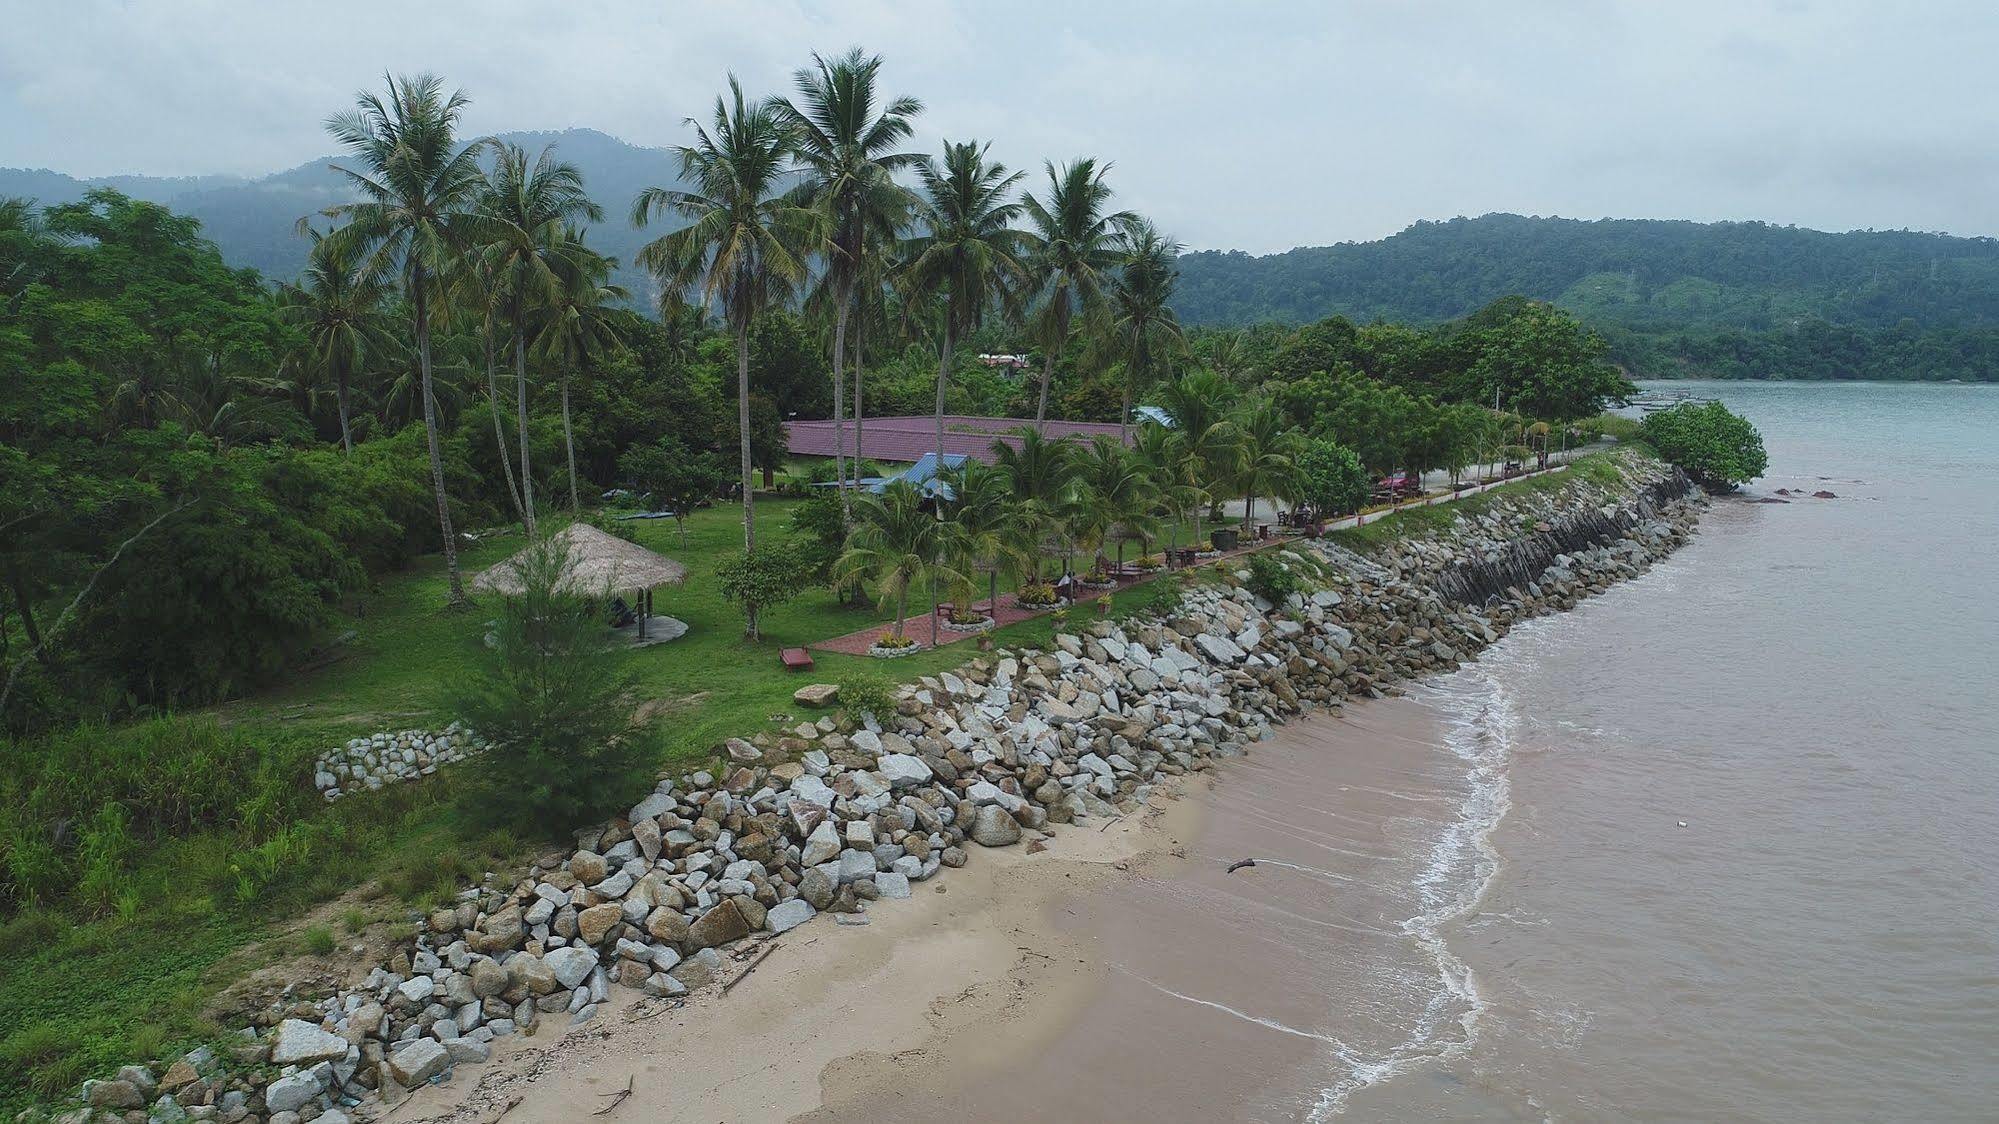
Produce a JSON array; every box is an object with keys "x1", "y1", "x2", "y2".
[
  {"x1": 561, "y1": 371, "x2": 579, "y2": 513},
  {"x1": 335, "y1": 367, "x2": 354, "y2": 456},
  {"x1": 1036, "y1": 304, "x2": 1066, "y2": 423},
  {"x1": 484, "y1": 326, "x2": 527, "y2": 527},
  {"x1": 511, "y1": 298, "x2": 536, "y2": 538},
  {"x1": 413, "y1": 267, "x2": 465, "y2": 606},
  {"x1": 832, "y1": 284, "x2": 851, "y2": 528},
  {"x1": 852, "y1": 321, "x2": 865, "y2": 487},
  {"x1": 934, "y1": 318, "x2": 953, "y2": 467},
  {"x1": 894, "y1": 583, "x2": 908, "y2": 642}
]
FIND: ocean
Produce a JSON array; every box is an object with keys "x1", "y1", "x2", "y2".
[{"x1": 1336, "y1": 380, "x2": 1999, "y2": 1120}]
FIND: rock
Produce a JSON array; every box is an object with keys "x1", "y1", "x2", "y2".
[
  {"x1": 569, "y1": 851, "x2": 608, "y2": 885},
  {"x1": 86, "y1": 1080, "x2": 145, "y2": 1110},
  {"x1": 114, "y1": 1065, "x2": 155, "y2": 1096},
  {"x1": 543, "y1": 945, "x2": 599, "y2": 990},
  {"x1": 444, "y1": 1037, "x2": 492, "y2": 1064},
  {"x1": 645, "y1": 906, "x2": 691, "y2": 945},
  {"x1": 765, "y1": 899, "x2": 815, "y2": 934},
  {"x1": 877, "y1": 753, "x2": 933, "y2": 787},
  {"x1": 724, "y1": 737, "x2": 763, "y2": 763},
  {"x1": 388, "y1": 1036, "x2": 451, "y2": 1086},
  {"x1": 270, "y1": 1018, "x2": 349, "y2": 1066},
  {"x1": 800, "y1": 820, "x2": 841, "y2": 866},
  {"x1": 970, "y1": 804, "x2": 1022, "y2": 847},
  {"x1": 874, "y1": 872, "x2": 912, "y2": 899},
  {"x1": 793, "y1": 683, "x2": 840, "y2": 708},
  {"x1": 481, "y1": 904, "x2": 524, "y2": 951},
  {"x1": 261, "y1": 1073, "x2": 319, "y2": 1115},
  {"x1": 688, "y1": 898, "x2": 753, "y2": 948},
  {"x1": 577, "y1": 902, "x2": 624, "y2": 945},
  {"x1": 669, "y1": 947, "x2": 723, "y2": 991},
  {"x1": 798, "y1": 867, "x2": 834, "y2": 910},
  {"x1": 470, "y1": 957, "x2": 510, "y2": 998},
  {"x1": 396, "y1": 975, "x2": 435, "y2": 1004}
]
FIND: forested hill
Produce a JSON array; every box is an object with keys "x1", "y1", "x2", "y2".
[
  {"x1": 0, "y1": 128, "x2": 681, "y2": 302},
  {"x1": 1176, "y1": 215, "x2": 1999, "y2": 380}
]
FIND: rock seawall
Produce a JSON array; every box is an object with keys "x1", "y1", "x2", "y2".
[{"x1": 45, "y1": 453, "x2": 1701, "y2": 1124}]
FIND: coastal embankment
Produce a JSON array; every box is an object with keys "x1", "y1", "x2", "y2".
[{"x1": 55, "y1": 451, "x2": 1699, "y2": 1124}]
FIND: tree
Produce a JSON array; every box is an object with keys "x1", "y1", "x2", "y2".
[
  {"x1": 1229, "y1": 395, "x2": 1298, "y2": 529},
  {"x1": 1074, "y1": 436, "x2": 1160, "y2": 572},
  {"x1": 1642, "y1": 400, "x2": 1767, "y2": 491},
  {"x1": 936, "y1": 459, "x2": 1024, "y2": 622},
  {"x1": 1294, "y1": 437, "x2": 1370, "y2": 516},
  {"x1": 477, "y1": 141, "x2": 603, "y2": 534},
  {"x1": 1153, "y1": 369, "x2": 1239, "y2": 550},
  {"x1": 634, "y1": 75, "x2": 812, "y2": 594},
  {"x1": 716, "y1": 540, "x2": 815, "y2": 641},
  {"x1": 1453, "y1": 299, "x2": 1635, "y2": 421},
  {"x1": 991, "y1": 425, "x2": 1077, "y2": 576},
  {"x1": 319, "y1": 73, "x2": 488, "y2": 605},
  {"x1": 1098, "y1": 219, "x2": 1187, "y2": 436},
  {"x1": 532, "y1": 236, "x2": 627, "y2": 512},
  {"x1": 778, "y1": 49, "x2": 922, "y2": 523},
  {"x1": 1020, "y1": 158, "x2": 1134, "y2": 422},
  {"x1": 451, "y1": 534, "x2": 658, "y2": 835},
  {"x1": 277, "y1": 228, "x2": 394, "y2": 455},
  {"x1": 834, "y1": 479, "x2": 961, "y2": 645},
  {"x1": 616, "y1": 436, "x2": 724, "y2": 546},
  {"x1": 901, "y1": 140, "x2": 1027, "y2": 465}
]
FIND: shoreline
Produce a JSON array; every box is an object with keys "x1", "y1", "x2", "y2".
[{"x1": 53, "y1": 452, "x2": 1701, "y2": 1124}]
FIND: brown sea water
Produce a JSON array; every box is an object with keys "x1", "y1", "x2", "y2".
[{"x1": 1339, "y1": 381, "x2": 1999, "y2": 1120}]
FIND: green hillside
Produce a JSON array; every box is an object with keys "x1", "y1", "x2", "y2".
[{"x1": 1175, "y1": 215, "x2": 1999, "y2": 380}]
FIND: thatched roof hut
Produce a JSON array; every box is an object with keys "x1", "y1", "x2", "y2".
[{"x1": 472, "y1": 523, "x2": 687, "y2": 597}]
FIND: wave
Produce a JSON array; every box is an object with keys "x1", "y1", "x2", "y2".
[{"x1": 1308, "y1": 663, "x2": 1520, "y2": 1119}]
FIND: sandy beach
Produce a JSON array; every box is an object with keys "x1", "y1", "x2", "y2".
[
  {"x1": 394, "y1": 694, "x2": 1470, "y2": 1124},
  {"x1": 395, "y1": 773, "x2": 1214, "y2": 1124}
]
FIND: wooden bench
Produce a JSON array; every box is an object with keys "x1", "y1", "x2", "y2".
[{"x1": 780, "y1": 647, "x2": 814, "y2": 671}]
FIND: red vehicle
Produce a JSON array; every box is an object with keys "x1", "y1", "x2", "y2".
[{"x1": 1376, "y1": 472, "x2": 1422, "y2": 497}]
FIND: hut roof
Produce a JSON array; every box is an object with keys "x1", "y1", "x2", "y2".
[{"x1": 472, "y1": 523, "x2": 687, "y2": 597}]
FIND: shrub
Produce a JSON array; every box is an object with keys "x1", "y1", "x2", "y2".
[
  {"x1": 1294, "y1": 437, "x2": 1371, "y2": 516},
  {"x1": 717, "y1": 542, "x2": 816, "y2": 640},
  {"x1": 1016, "y1": 581, "x2": 1058, "y2": 607},
  {"x1": 839, "y1": 678, "x2": 899, "y2": 724},
  {"x1": 1641, "y1": 401, "x2": 1768, "y2": 491},
  {"x1": 450, "y1": 536, "x2": 660, "y2": 838},
  {"x1": 1246, "y1": 552, "x2": 1303, "y2": 606},
  {"x1": 302, "y1": 925, "x2": 335, "y2": 956}
]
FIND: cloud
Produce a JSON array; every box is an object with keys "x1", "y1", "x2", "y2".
[{"x1": 3, "y1": 0, "x2": 1996, "y2": 251}]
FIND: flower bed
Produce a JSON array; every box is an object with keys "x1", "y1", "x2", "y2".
[
  {"x1": 868, "y1": 633, "x2": 923, "y2": 658},
  {"x1": 942, "y1": 614, "x2": 994, "y2": 633}
]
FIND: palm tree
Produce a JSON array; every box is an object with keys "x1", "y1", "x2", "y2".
[
  {"x1": 778, "y1": 49, "x2": 922, "y2": 523},
  {"x1": 1130, "y1": 418, "x2": 1196, "y2": 557},
  {"x1": 937, "y1": 460, "x2": 1023, "y2": 622},
  {"x1": 1075, "y1": 436, "x2": 1161, "y2": 574},
  {"x1": 277, "y1": 228, "x2": 394, "y2": 455},
  {"x1": 318, "y1": 73, "x2": 489, "y2": 606},
  {"x1": 478, "y1": 141, "x2": 602, "y2": 536},
  {"x1": 449, "y1": 253, "x2": 529, "y2": 527},
  {"x1": 533, "y1": 236, "x2": 627, "y2": 512},
  {"x1": 901, "y1": 141, "x2": 1027, "y2": 466},
  {"x1": 1099, "y1": 220, "x2": 1187, "y2": 438},
  {"x1": 1231, "y1": 396, "x2": 1299, "y2": 530},
  {"x1": 991, "y1": 425, "x2": 1078, "y2": 579},
  {"x1": 634, "y1": 76, "x2": 812, "y2": 560},
  {"x1": 834, "y1": 479, "x2": 961, "y2": 647},
  {"x1": 1154, "y1": 369, "x2": 1239, "y2": 552},
  {"x1": 1020, "y1": 159, "x2": 1135, "y2": 423},
  {"x1": 1202, "y1": 330, "x2": 1256, "y2": 386}
]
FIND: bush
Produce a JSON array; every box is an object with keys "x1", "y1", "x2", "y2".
[
  {"x1": 1642, "y1": 401, "x2": 1768, "y2": 491},
  {"x1": 838, "y1": 678, "x2": 899, "y2": 724},
  {"x1": 1294, "y1": 437, "x2": 1371, "y2": 516},
  {"x1": 1246, "y1": 552, "x2": 1303, "y2": 605},
  {"x1": 302, "y1": 925, "x2": 335, "y2": 956},
  {"x1": 717, "y1": 542, "x2": 817, "y2": 640},
  {"x1": 450, "y1": 536, "x2": 659, "y2": 838}
]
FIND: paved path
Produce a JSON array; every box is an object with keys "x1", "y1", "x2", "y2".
[{"x1": 809, "y1": 462, "x2": 1572, "y2": 658}]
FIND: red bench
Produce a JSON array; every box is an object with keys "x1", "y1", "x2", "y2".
[{"x1": 780, "y1": 647, "x2": 814, "y2": 671}]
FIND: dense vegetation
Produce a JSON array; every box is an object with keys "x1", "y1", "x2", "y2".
[
  {"x1": 1641, "y1": 401, "x2": 1769, "y2": 492},
  {"x1": 1174, "y1": 214, "x2": 1999, "y2": 381}
]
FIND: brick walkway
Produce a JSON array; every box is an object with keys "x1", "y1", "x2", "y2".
[{"x1": 807, "y1": 462, "x2": 1573, "y2": 659}]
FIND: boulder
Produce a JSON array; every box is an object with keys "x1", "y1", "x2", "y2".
[
  {"x1": 793, "y1": 683, "x2": 840, "y2": 708},
  {"x1": 85, "y1": 1080, "x2": 145, "y2": 1110},
  {"x1": 577, "y1": 902, "x2": 624, "y2": 945},
  {"x1": 262, "y1": 1073, "x2": 319, "y2": 1115},
  {"x1": 387, "y1": 1037, "x2": 450, "y2": 1086},
  {"x1": 765, "y1": 899, "x2": 815, "y2": 934},
  {"x1": 469, "y1": 957, "x2": 510, "y2": 999},
  {"x1": 543, "y1": 945, "x2": 599, "y2": 990},
  {"x1": 688, "y1": 898, "x2": 753, "y2": 949},
  {"x1": 269, "y1": 1018, "x2": 349, "y2": 1066},
  {"x1": 970, "y1": 804, "x2": 1022, "y2": 847},
  {"x1": 645, "y1": 906, "x2": 691, "y2": 945}
]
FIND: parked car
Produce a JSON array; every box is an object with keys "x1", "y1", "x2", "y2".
[{"x1": 1376, "y1": 472, "x2": 1421, "y2": 497}]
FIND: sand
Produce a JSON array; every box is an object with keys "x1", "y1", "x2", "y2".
[
  {"x1": 392, "y1": 777, "x2": 1211, "y2": 1124},
  {"x1": 393, "y1": 695, "x2": 1460, "y2": 1124}
]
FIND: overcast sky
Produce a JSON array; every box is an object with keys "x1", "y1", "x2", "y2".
[{"x1": 3, "y1": 0, "x2": 1995, "y2": 253}]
